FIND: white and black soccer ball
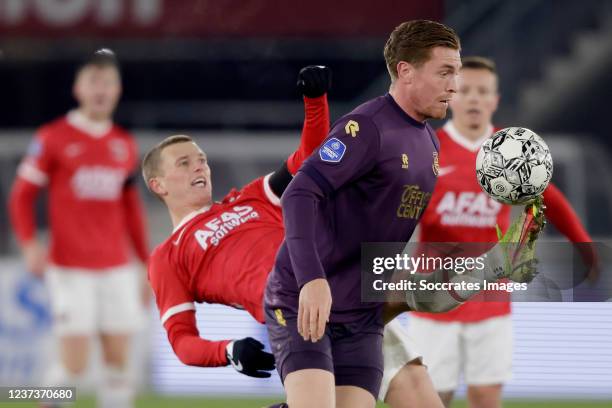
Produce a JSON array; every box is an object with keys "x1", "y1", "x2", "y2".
[{"x1": 476, "y1": 127, "x2": 553, "y2": 205}]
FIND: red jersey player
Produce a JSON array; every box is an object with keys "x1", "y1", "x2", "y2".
[
  {"x1": 410, "y1": 57, "x2": 595, "y2": 408},
  {"x1": 144, "y1": 66, "x2": 332, "y2": 376},
  {"x1": 9, "y1": 50, "x2": 149, "y2": 408}
]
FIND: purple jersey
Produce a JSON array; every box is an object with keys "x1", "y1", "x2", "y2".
[{"x1": 266, "y1": 93, "x2": 439, "y2": 322}]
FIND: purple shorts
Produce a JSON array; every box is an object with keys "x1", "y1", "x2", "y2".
[{"x1": 264, "y1": 305, "x2": 384, "y2": 398}]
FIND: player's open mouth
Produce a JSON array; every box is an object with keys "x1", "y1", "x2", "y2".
[
  {"x1": 467, "y1": 108, "x2": 481, "y2": 115},
  {"x1": 191, "y1": 177, "x2": 207, "y2": 188}
]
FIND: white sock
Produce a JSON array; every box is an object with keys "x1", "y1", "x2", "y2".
[
  {"x1": 41, "y1": 363, "x2": 79, "y2": 407},
  {"x1": 97, "y1": 366, "x2": 134, "y2": 408}
]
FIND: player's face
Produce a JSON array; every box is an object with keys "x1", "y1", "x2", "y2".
[
  {"x1": 156, "y1": 142, "x2": 212, "y2": 210},
  {"x1": 449, "y1": 68, "x2": 499, "y2": 129},
  {"x1": 73, "y1": 65, "x2": 121, "y2": 121},
  {"x1": 405, "y1": 47, "x2": 461, "y2": 121}
]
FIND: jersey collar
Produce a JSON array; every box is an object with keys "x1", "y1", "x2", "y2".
[
  {"x1": 443, "y1": 120, "x2": 493, "y2": 152},
  {"x1": 173, "y1": 205, "x2": 212, "y2": 234},
  {"x1": 66, "y1": 110, "x2": 112, "y2": 138},
  {"x1": 385, "y1": 93, "x2": 426, "y2": 128}
]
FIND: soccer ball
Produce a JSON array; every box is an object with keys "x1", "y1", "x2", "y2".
[{"x1": 476, "y1": 127, "x2": 553, "y2": 205}]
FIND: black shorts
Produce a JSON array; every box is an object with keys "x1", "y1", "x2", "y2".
[{"x1": 264, "y1": 305, "x2": 384, "y2": 399}]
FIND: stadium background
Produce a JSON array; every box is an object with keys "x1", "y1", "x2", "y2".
[{"x1": 1, "y1": 0, "x2": 611, "y2": 406}]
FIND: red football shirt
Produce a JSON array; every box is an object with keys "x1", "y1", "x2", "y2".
[
  {"x1": 11, "y1": 111, "x2": 146, "y2": 269},
  {"x1": 414, "y1": 122, "x2": 512, "y2": 322},
  {"x1": 148, "y1": 176, "x2": 284, "y2": 329}
]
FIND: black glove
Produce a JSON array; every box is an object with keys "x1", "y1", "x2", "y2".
[
  {"x1": 225, "y1": 337, "x2": 275, "y2": 378},
  {"x1": 297, "y1": 65, "x2": 332, "y2": 98}
]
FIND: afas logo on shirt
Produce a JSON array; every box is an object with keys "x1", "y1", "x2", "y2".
[
  {"x1": 194, "y1": 206, "x2": 259, "y2": 250},
  {"x1": 71, "y1": 166, "x2": 126, "y2": 200},
  {"x1": 319, "y1": 137, "x2": 346, "y2": 163},
  {"x1": 436, "y1": 191, "x2": 502, "y2": 227}
]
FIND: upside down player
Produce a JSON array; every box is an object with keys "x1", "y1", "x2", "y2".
[
  {"x1": 410, "y1": 56, "x2": 596, "y2": 408},
  {"x1": 144, "y1": 65, "x2": 331, "y2": 375}
]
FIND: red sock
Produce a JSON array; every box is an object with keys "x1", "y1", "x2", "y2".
[{"x1": 287, "y1": 95, "x2": 330, "y2": 175}]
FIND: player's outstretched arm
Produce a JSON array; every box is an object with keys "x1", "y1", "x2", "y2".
[
  {"x1": 165, "y1": 312, "x2": 275, "y2": 377},
  {"x1": 542, "y1": 183, "x2": 598, "y2": 279},
  {"x1": 9, "y1": 130, "x2": 54, "y2": 276},
  {"x1": 268, "y1": 65, "x2": 331, "y2": 199}
]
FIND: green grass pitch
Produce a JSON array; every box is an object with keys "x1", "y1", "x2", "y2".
[{"x1": 1, "y1": 395, "x2": 611, "y2": 407}]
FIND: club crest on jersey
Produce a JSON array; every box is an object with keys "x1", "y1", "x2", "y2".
[
  {"x1": 64, "y1": 143, "x2": 83, "y2": 158},
  {"x1": 319, "y1": 138, "x2": 346, "y2": 163},
  {"x1": 401, "y1": 153, "x2": 409, "y2": 169},
  {"x1": 432, "y1": 152, "x2": 440, "y2": 176},
  {"x1": 108, "y1": 139, "x2": 128, "y2": 162}
]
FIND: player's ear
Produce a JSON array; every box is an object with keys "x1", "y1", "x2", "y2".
[
  {"x1": 396, "y1": 61, "x2": 414, "y2": 84},
  {"x1": 149, "y1": 177, "x2": 167, "y2": 197},
  {"x1": 72, "y1": 81, "x2": 80, "y2": 102},
  {"x1": 492, "y1": 92, "x2": 501, "y2": 113}
]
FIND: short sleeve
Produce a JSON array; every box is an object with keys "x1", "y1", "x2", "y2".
[
  {"x1": 300, "y1": 114, "x2": 380, "y2": 194},
  {"x1": 148, "y1": 248, "x2": 196, "y2": 325},
  {"x1": 17, "y1": 128, "x2": 55, "y2": 186}
]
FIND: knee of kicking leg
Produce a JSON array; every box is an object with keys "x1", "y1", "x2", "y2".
[
  {"x1": 100, "y1": 334, "x2": 130, "y2": 367},
  {"x1": 467, "y1": 385, "x2": 502, "y2": 408},
  {"x1": 62, "y1": 353, "x2": 89, "y2": 376},
  {"x1": 385, "y1": 363, "x2": 445, "y2": 408}
]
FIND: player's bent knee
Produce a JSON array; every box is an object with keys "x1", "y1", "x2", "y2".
[
  {"x1": 100, "y1": 333, "x2": 131, "y2": 367},
  {"x1": 60, "y1": 335, "x2": 90, "y2": 375},
  {"x1": 336, "y1": 385, "x2": 376, "y2": 408},
  {"x1": 438, "y1": 391, "x2": 454, "y2": 408},
  {"x1": 284, "y1": 369, "x2": 334, "y2": 408},
  {"x1": 467, "y1": 384, "x2": 502, "y2": 408},
  {"x1": 385, "y1": 363, "x2": 444, "y2": 408}
]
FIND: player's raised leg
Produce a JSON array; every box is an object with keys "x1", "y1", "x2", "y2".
[{"x1": 267, "y1": 65, "x2": 331, "y2": 200}]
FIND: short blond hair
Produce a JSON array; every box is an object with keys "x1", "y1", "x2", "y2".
[
  {"x1": 461, "y1": 56, "x2": 497, "y2": 74},
  {"x1": 141, "y1": 134, "x2": 194, "y2": 195}
]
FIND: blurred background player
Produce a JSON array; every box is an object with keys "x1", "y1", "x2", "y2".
[
  {"x1": 8, "y1": 49, "x2": 149, "y2": 408},
  {"x1": 410, "y1": 56, "x2": 595, "y2": 408},
  {"x1": 144, "y1": 66, "x2": 331, "y2": 377}
]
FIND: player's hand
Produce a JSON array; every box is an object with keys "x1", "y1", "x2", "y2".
[
  {"x1": 297, "y1": 65, "x2": 332, "y2": 98},
  {"x1": 225, "y1": 337, "x2": 275, "y2": 378},
  {"x1": 22, "y1": 240, "x2": 46, "y2": 277},
  {"x1": 297, "y1": 278, "x2": 332, "y2": 342}
]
